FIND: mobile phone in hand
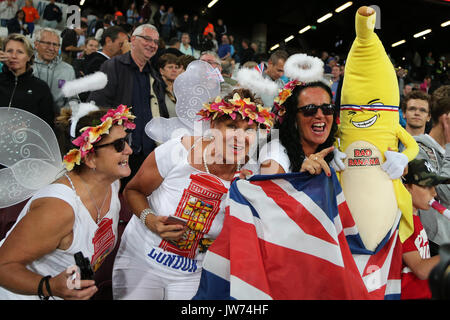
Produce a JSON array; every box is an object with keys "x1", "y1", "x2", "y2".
[{"x1": 165, "y1": 215, "x2": 188, "y2": 226}]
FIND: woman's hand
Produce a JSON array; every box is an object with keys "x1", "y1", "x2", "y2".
[
  {"x1": 146, "y1": 214, "x2": 186, "y2": 241},
  {"x1": 300, "y1": 146, "x2": 334, "y2": 176},
  {"x1": 49, "y1": 269, "x2": 97, "y2": 300}
]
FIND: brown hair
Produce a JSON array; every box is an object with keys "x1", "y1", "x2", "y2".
[
  {"x1": 401, "y1": 90, "x2": 431, "y2": 113},
  {"x1": 158, "y1": 53, "x2": 180, "y2": 70},
  {"x1": 430, "y1": 85, "x2": 450, "y2": 125},
  {"x1": 55, "y1": 107, "x2": 109, "y2": 173}
]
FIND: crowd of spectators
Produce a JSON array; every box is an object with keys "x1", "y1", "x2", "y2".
[{"x1": 0, "y1": 0, "x2": 449, "y2": 300}]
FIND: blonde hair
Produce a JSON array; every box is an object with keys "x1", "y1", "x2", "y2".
[{"x1": 3, "y1": 33, "x2": 34, "y2": 68}]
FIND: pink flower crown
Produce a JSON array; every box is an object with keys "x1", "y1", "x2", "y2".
[
  {"x1": 63, "y1": 105, "x2": 136, "y2": 171},
  {"x1": 273, "y1": 79, "x2": 305, "y2": 123},
  {"x1": 197, "y1": 93, "x2": 275, "y2": 129}
]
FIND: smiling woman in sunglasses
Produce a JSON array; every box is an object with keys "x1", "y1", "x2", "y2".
[
  {"x1": 0, "y1": 104, "x2": 134, "y2": 300},
  {"x1": 260, "y1": 56, "x2": 338, "y2": 176}
]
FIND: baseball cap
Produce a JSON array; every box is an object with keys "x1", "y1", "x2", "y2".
[{"x1": 402, "y1": 159, "x2": 450, "y2": 187}]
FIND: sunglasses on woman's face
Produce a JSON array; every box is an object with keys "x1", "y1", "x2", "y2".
[
  {"x1": 297, "y1": 104, "x2": 335, "y2": 117},
  {"x1": 95, "y1": 134, "x2": 131, "y2": 153}
]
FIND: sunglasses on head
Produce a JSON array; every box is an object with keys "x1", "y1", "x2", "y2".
[
  {"x1": 297, "y1": 104, "x2": 335, "y2": 117},
  {"x1": 95, "y1": 134, "x2": 131, "y2": 153}
]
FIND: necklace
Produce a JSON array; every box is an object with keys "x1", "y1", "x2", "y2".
[
  {"x1": 203, "y1": 145, "x2": 211, "y2": 174},
  {"x1": 79, "y1": 176, "x2": 110, "y2": 224},
  {"x1": 202, "y1": 142, "x2": 241, "y2": 176}
]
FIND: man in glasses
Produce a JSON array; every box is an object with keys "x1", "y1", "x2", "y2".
[
  {"x1": 88, "y1": 24, "x2": 168, "y2": 187},
  {"x1": 33, "y1": 28, "x2": 76, "y2": 112}
]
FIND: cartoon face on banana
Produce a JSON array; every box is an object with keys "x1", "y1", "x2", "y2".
[{"x1": 346, "y1": 101, "x2": 385, "y2": 129}]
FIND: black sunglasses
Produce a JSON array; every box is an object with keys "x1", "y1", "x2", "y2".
[
  {"x1": 297, "y1": 104, "x2": 335, "y2": 117},
  {"x1": 95, "y1": 134, "x2": 131, "y2": 153}
]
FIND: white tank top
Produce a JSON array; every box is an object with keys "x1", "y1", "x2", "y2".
[
  {"x1": 0, "y1": 179, "x2": 120, "y2": 300},
  {"x1": 114, "y1": 138, "x2": 231, "y2": 277}
]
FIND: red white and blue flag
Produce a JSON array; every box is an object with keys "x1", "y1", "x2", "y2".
[{"x1": 193, "y1": 171, "x2": 402, "y2": 300}]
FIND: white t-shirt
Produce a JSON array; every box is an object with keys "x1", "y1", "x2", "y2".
[
  {"x1": 113, "y1": 138, "x2": 231, "y2": 277},
  {"x1": 258, "y1": 139, "x2": 292, "y2": 173},
  {"x1": 0, "y1": 180, "x2": 120, "y2": 300}
]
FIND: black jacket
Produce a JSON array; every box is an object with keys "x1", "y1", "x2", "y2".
[
  {"x1": 84, "y1": 51, "x2": 109, "y2": 75},
  {"x1": 43, "y1": 3, "x2": 62, "y2": 22},
  {"x1": 0, "y1": 65, "x2": 55, "y2": 129},
  {"x1": 87, "y1": 52, "x2": 168, "y2": 156}
]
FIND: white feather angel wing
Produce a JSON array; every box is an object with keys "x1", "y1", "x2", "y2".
[
  {"x1": 0, "y1": 108, "x2": 64, "y2": 208},
  {"x1": 146, "y1": 60, "x2": 220, "y2": 143}
]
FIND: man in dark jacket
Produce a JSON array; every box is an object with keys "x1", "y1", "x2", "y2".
[
  {"x1": 88, "y1": 24, "x2": 168, "y2": 185},
  {"x1": 42, "y1": 0, "x2": 62, "y2": 29}
]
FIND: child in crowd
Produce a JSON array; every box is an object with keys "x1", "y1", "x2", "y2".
[{"x1": 401, "y1": 159, "x2": 444, "y2": 299}]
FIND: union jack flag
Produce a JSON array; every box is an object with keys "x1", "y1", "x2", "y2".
[{"x1": 193, "y1": 171, "x2": 402, "y2": 300}]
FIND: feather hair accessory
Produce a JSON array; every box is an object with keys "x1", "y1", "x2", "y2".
[
  {"x1": 61, "y1": 71, "x2": 108, "y2": 98},
  {"x1": 284, "y1": 53, "x2": 324, "y2": 83},
  {"x1": 234, "y1": 68, "x2": 279, "y2": 98}
]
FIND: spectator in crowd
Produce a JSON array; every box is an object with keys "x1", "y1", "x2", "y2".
[
  {"x1": 6, "y1": 9, "x2": 28, "y2": 35},
  {"x1": 139, "y1": 0, "x2": 152, "y2": 24},
  {"x1": 158, "y1": 53, "x2": 181, "y2": 118},
  {"x1": 221, "y1": 58, "x2": 237, "y2": 95},
  {"x1": 228, "y1": 35, "x2": 236, "y2": 59},
  {"x1": 94, "y1": 14, "x2": 113, "y2": 42},
  {"x1": 0, "y1": 106, "x2": 134, "y2": 300},
  {"x1": 420, "y1": 75, "x2": 432, "y2": 93},
  {"x1": 33, "y1": 28, "x2": 77, "y2": 112},
  {"x1": 42, "y1": 0, "x2": 62, "y2": 29},
  {"x1": 126, "y1": 2, "x2": 139, "y2": 25},
  {"x1": 239, "y1": 38, "x2": 254, "y2": 66},
  {"x1": 72, "y1": 37, "x2": 99, "y2": 78},
  {"x1": 259, "y1": 81, "x2": 336, "y2": 175},
  {"x1": 215, "y1": 18, "x2": 227, "y2": 38},
  {"x1": 401, "y1": 90, "x2": 431, "y2": 136},
  {"x1": 217, "y1": 34, "x2": 231, "y2": 59},
  {"x1": 330, "y1": 65, "x2": 341, "y2": 104},
  {"x1": 61, "y1": 22, "x2": 88, "y2": 65},
  {"x1": 263, "y1": 49, "x2": 288, "y2": 88},
  {"x1": 162, "y1": 37, "x2": 183, "y2": 57},
  {"x1": 179, "y1": 33, "x2": 196, "y2": 57},
  {"x1": 177, "y1": 13, "x2": 190, "y2": 40},
  {"x1": 0, "y1": 33, "x2": 55, "y2": 129},
  {"x1": 401, "y1": 159, "x2": 442, "y2": 300},
  {"x1": 160, "y1": 6, "x2": 175, "y2": 41},
  {"x1": 199, "y1": 50, "x2": 222, "y2": 72},
  {"x1": 152, "y1": 4, "x2": 165, "y2": 31},
  {"x1": 200, "y1": 32, "x2": 215, "y2": 52},
  {"x1": 21, "y1": 0, "x2": 39, "y2": 37},
  {"x1": 189, "y1": 14, "x2": 201, "y2": 50},
  {"x1": 324, "y1": 57, "x2": 337, "y2": 74},
  {"x1": 177, "y1": 54, "x2": 196, "y2": 72},
  {"x1": 85, "y1": 25, "x2": 128, "y2": 75},
  {"x1": 88, "y1": 24, "x2": 169, "y2": 185},
  {"x1": 401, "y1": 83, "x2": 413, "y2": 101},
  {"x1": 414, "y1": 85, "x2": 450, "y2": 254},
  {"x1": 112, "y1": 87, "x2": 264, "y2": 300},
  {"x1": 0, "y1": 0, "x2": 17, "y2": 27}
]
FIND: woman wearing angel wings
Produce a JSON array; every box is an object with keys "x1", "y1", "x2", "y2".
[
  {"x1": 0, "y1": 73, "x2": 135, "y2": 300},
  {"x1": 111, "y1": 60, "x2": 277, "y2": 300}
]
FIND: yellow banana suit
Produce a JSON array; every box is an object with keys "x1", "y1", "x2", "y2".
[{"x1": 338, "y1": 7, "x2": 419, "y2": 250}]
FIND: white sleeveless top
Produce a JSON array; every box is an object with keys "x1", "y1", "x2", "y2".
[
  {"x1": 113, "y1": 138, "x2": 231, "y2": 278},
  {"x1": 0, "y1": 179, "x2": 120, "y2": 300}
]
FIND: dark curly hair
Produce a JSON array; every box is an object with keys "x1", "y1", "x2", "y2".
[{"x1": 275, "y1": 81, "x2": 338, "y2": 172}]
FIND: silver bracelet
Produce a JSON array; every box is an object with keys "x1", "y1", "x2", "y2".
[{"x1": 139, "y1": 208, "x2": 153, "y2": 226}]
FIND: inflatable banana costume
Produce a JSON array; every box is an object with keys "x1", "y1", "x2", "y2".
[{"x1": 338, "y1": 7, "x2": 419, "y2": 250}]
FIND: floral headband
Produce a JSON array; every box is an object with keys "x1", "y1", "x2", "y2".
[
  {"x1": 197, "y1": 93, "x2": 275, "y2": 129},
  {"x1": 273, "y1": 79, "x2": 305, "y2": 124},
  {"x1": 63, "y1": 104, "x2": 136, "y2": 171}
]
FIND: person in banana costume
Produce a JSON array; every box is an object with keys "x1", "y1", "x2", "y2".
[{"x1": 332, "y1": 6, "x2": 419, "y2": 251}]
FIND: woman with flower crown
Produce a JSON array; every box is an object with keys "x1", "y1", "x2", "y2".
[
  {"x1": 0, "y1": 104, "x2": 135, "y2": 300},
  {"x1": 112, "y1": 87, "x2": 275, "y2": 300},
  {"x1": 259, "y1": 54, "x2": 338, "y2": 176}
]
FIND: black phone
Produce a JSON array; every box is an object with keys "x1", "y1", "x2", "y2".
[{"x1": 74, "y1": 251, "x2": 95, "y2": 280}]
